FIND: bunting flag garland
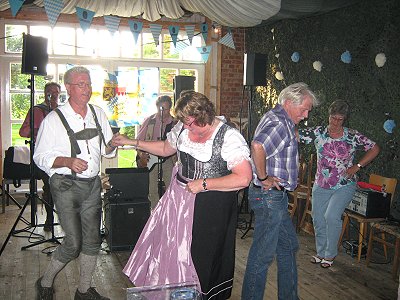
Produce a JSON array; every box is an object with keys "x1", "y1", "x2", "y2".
[
  {"x1": 108, "y1": 72, "x2": 118, "y2": 83},
  {"x1": 128, "y1": 20, "x2": 143, "y2": 45},
  {"x1": 76, "y1": 7, "x2": 95, "y2": 32},
  {"x1": 185, "y1": 25, "x2": 195, "y2": 45},
  {"x1": 104, "y1": 15, "x2": 121, "y2": 35},
  {"x1": 200, "y1": 23, "x2": 208, "y2": 44},
  {"x1": 197, "y1": 46, "x2": 212, "y2": 63},
  {"x1": 9, "y1": 0, "x2": 25, "y2": 17},
  {"x1": 149, "y1": 24, "x2": 162, "y2": 46},
  {"x1": 218, "y1": 29, "x2": 235, "y2": 49},
  {"x1": 170, "y1": 40, "x2": 189, "y2": 54},
  {"x1": 43, "y1": 0, "x2": 63, "y2": 28},
  {"x1": 168, "y1": 25, "x2": 180, "y2": 47}
]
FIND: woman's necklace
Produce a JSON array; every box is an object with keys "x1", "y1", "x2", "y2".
[{"x1": 328, "y1": 126, "x2": 343, "y2": 137}]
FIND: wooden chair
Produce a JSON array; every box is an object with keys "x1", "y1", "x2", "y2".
[
  {"x1": 366, "y1": 222, "x2": 400, "y2": 280},
  {"x1": 299, "y1": 154, "x2": 315, "y2": 235},
  {"x1": 339, "y1": 174, "x2": 397, "y2": 262},
  {"x1": 288, "y1": 157, "x2": 307, "y2": 220}
]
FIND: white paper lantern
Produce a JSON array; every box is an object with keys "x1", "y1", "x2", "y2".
[
  {"x1": 375, "y1": 53, "x2": 386, "y2": 67},
  {"x1": 313, "y1": 61, "x2": 323, "y2": 72},
  {"x1": 275, "y1": 71, "x2": 284, "y2": 80}
]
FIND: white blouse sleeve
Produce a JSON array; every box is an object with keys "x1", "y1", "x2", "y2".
[
  {"x1": 221, "y1": 128, "x2": 251, "y2": 170},
  {"x1": 166, "y1": 121, "x2": 184, "y2": 150}
]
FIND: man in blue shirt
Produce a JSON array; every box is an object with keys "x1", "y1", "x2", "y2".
[{"x1": 242, "y1": 82, "x2": 319, "y2": 300}]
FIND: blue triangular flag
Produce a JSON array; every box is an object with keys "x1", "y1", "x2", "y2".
[
  {"x1": 76, "y1": 7, "x2": 95, "y2": 32},
  {"x1": 44, "y1": 0, "x2": 63, "y2": 28},
  {"x1": 197, "y1": 46, "x2": 212, "y2": 63},
  {"x1": 170, "y1": 40, "x2": 189, "y2": 55},
  {"x1": 104, "y1": 15, "x2": 121, "y2": 35},
  {"x1": 218, "y1": 30, "x2": 235, "y2": 49},
  {"x1": 108, "y1": 72, "x2": 118, "y2": 83},
  {"x1": 9, "y1": 0, "x2": 25, "y2": 17},
  {"x1": 185, "y1": 25, "x2": 195, "y2": 45},
  {"x1": 169, "y1": 25, "x2": 180, "y2": 48},
  {"x1": 128, "y1": 20, "x2": 143, "y2": 45},
  {"x1": 201, "y1": 23, "x2": 208, "y2": 44},
  {"x1": 149, "y1": 24, "x2": 162, "y2": 46}
]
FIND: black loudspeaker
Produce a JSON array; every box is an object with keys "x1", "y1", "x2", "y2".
[
  {"x1": 243, "y1": 53, "x2": 267, "y2": 86},
  {"x1": 104, "y1": 198, "x2": 150, "y2": 251},
  {"x1": 105, "y1": 167, "x2": 149, "y2": 201},
  {"x1": 173, "y1": 75, "x2": 196, "y2": 102},
  {"x1": 21, "y1": 33, "x2": 48, "y2": 76}
]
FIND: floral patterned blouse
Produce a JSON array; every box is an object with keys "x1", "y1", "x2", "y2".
[{"x1": 299, "y1": 126, "x2": 376, "y2": 190}]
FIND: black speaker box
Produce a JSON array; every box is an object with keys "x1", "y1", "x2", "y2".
[
  {"x1": 173, "y1": 75, "x2": 196, "y2": 102},
  {"x1": 243, "y1": 53, "x2": 267, "y2": 86},
  {"x1": 21, "y1": 33, "x2": 48, "y2": 76},
  {"x1": 105, "y1": 167, "x2": 149, "y2": 201},
  {"x1": 104, "y1": 198, "x2": 150, "y2": 251}
]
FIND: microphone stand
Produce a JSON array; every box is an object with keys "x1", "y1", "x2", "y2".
[{"x1": 157, "y1": 108, "x2": 166, "y2": 198}]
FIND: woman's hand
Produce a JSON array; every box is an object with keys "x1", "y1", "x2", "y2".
[
  {"x1": 345, "y1": 165, "x2": 360, "y2": 179},
  {"x1": 186, "y1": 179, "x2": 204, "y2": 194}
]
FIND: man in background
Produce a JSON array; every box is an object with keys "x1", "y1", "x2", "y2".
[
  {"x1": 19, "y1": 82, "x2": 61, "y2": 231},
  {"x1": 136, "y1": 95, "x2": 176, "y2": 207}
]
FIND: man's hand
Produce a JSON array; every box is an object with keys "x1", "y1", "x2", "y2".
[{"x1": 67, "y1": 158, "x2": 88, "y2": 174}]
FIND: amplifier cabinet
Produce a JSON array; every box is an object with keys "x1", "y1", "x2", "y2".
[
  {"x1": 104, "y1": 198, "x2": 150, "y2": 252},
  {"x1": 346, "y1": 188, "x2": 391, "y2": 218}
]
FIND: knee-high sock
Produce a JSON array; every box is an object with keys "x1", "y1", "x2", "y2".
[
  {"x1": 78, "y1": 253, "x2": 97, "y2": 293},
  {"x1": 41, "y1": 258, "x2": 66, "y2": 287}
]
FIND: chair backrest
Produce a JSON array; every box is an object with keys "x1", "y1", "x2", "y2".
[{"x1": 369, "y1": 174, "x2": 397, "y2": 203}]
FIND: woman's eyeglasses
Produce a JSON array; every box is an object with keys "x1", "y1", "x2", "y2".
[{"x1": 329, "y1": 115, "x2": 345, "y2": 121}]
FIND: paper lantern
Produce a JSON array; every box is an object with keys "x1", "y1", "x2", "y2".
[
  {"x1": 291, "y1": 52, "x2": 300, "y2": 63},
  {"x1": 313, "y1": 61, "x2": 323, "y2": 72},
  {"x1": 375, "y1": 53, "x2": 386, "y2": 67},
  {"x1": 341, "y1": 50, "x2": 352, "y2": 64},
  {"x1": 384, "y1": 119, "x2": 396, "y2": 133},
  {"x1": 275, "y1": 53, "x2": 280, "y2": 58},
  {"x1": 275, "y1": 71, "x2": 284, "y2": 80}
]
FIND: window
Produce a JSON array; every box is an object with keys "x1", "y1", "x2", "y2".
[{"x1": 1, "y1": 22, "x2": 205, "y2": 162}]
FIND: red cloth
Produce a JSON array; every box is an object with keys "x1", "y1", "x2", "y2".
[{"x1": 357, "y1": 181, "x2": 382, "y2": 192}]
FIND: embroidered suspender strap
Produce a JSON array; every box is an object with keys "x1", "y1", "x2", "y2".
[
  {"x1": 88, "y1": 104, "x2": 107, "y2": 148},
  {"x1": 54, "y1": 108, "x2": 81, "y2": 157}
]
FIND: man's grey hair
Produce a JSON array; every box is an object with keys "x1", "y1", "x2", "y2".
[
  {"x1": 64, "y1": 66, "x2": 91, "y2": 84},
  {"x1": 278, "y1": 82, "x2": 319, "y2": 107}
]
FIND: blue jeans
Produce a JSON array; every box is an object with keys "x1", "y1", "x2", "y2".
[
  {"x1": 242, "y1": 186, "x2": 299, "y2": 300},
  {"x1": 311, "y1": 183, "x2": 356, "y2": 259}
]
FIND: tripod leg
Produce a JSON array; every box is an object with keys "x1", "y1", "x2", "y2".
[{"x1": 0, "y1": 194, "x2": 30, "y2": 256}]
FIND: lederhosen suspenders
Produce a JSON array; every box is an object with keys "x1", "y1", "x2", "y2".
[{"x1": 54, "y1": 104, "x2": 107, "y2": 176}]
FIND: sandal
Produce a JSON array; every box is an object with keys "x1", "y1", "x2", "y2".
[
  {"x1": 310, "y1": 255, "x2": 323, "y2": 264},
  {"x1": 320, "y1": 258, "x2": 334, "y2": 268}
]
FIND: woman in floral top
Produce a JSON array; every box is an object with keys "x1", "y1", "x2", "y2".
[{"x1": 299, "y1": 100, "x2": 380, "y2": 268}]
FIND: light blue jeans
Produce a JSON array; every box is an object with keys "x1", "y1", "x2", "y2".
[
  {"x1": 311, "y1": 183, "x2": 356, "y2": 259},
  {"x1": 242, "y1": 186, "x2": 299, "y2": 300}
]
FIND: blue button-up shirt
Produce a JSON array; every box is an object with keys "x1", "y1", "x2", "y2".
[{"x1": 252, "y1": 104, "x2": 299, "y2": 191}]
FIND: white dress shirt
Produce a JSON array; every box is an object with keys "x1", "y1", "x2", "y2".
[{"x1": 34, "y1": 101, "x2": 115, "y2": 178}]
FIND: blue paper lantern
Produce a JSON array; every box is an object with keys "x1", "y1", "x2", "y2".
[
  {"x1": 341, "y1": 50, "x2": 352, "y2": 64},
  {"x1": 384, "y1": 119, "x2": 396, "y2": 133},
  {"x1": 291, "y1": 52, "x2": 300, "y2": 63}
]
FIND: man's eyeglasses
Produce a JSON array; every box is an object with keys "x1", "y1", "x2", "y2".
[{"x1": 68, "y1": 82, "x2": 92, "y2": 89}]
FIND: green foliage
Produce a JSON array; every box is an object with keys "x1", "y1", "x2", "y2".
[{"x1": 246, "y1": 0, "x2": 400, "y2": 197}]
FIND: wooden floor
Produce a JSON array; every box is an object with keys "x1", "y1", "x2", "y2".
[{"x1": 0, "y1": 193, "x2": 398, "y2": 300}]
